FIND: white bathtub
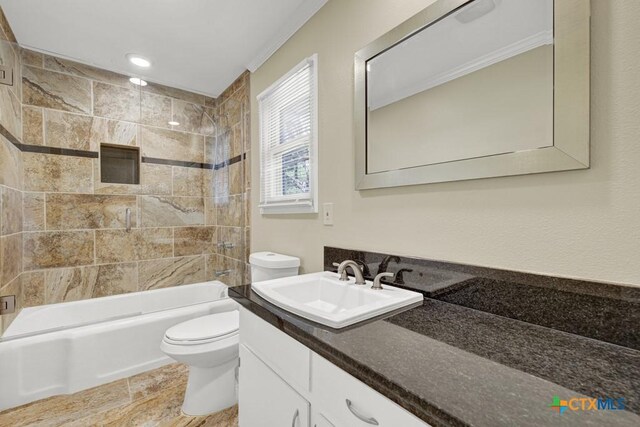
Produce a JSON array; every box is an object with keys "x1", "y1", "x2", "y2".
[{"x1": 0, "y1": 281, "x2": 237, "y2": 411}]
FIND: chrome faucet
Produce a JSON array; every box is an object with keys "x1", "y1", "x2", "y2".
[{"x1": 335, "y1": 260, "x2": 366, "y2": 285}]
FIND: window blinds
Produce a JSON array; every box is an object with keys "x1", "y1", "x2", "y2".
[{"x1": 258, "y1": 56, "x2": 317, "y2": 213}]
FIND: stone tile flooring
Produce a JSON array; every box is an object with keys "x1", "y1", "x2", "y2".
[{"x1": 0, "y1": 363, "x2": 238, "y2": 426}]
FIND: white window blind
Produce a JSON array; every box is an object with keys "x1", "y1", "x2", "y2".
[{"x1": 258, "y1": 55, "x2": 318, "y2": 214}]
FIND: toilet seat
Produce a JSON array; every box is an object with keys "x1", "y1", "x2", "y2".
[{"x1": 164, "y1": 311, "x2": 239, "y2": 346}]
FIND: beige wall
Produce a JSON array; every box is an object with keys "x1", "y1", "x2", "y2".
[{"x1": 251, "y1": 0, "x2": 640, "y2": 286}]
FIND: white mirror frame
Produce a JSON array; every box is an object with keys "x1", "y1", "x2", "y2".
[{"x1": 354, "y1": 0, "x2": 590, "y2": 190}]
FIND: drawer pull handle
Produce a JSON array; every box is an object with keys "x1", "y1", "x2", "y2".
[
  {"x1": 291, "y1": 409, "x2": 299, "y2": 427},
  {"x1": 346, "y1": 399, "x2": 379, "y2": 425}
]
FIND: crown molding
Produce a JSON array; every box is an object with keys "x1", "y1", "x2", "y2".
[{"x1": 246, "y1": 0, "x2": 327, "y2": 72}]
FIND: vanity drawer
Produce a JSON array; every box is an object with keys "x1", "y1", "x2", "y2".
[
  {"x1": 312, "y1": 353, "x2": 429, "y2": 427},
  {"x1": 239, "y1": 307, "x2": 311, "y2": 391}
]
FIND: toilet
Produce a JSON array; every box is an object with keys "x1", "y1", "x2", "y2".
[
  {"x1": 160, "y1": 252, "x2": 300, "y2": 416},
  {"x1": 249, "y1": 252, "x2": 301, "y2": 283},
  {"x1": 160, "y1": 311, "x2": 240, "y2": 416}
]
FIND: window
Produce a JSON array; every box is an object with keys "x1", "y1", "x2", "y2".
[{"x1": 258, "y1": 55, "x2": 318, "y2": 214}]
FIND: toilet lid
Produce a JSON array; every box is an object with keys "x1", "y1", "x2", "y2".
[{"x1": 165, "y1": 311, "x2": 239, "y2": 343}]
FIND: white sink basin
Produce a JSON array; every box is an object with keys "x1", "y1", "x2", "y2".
[{"x1": 251, "y1": 271, "x2": 424, "y2": 328}]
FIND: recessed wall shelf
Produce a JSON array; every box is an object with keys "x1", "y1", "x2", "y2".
[{"x1": 100, "y1": 145, "x2": 140, "y2": 185}]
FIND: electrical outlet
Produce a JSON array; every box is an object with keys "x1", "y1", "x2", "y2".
[
  {"x1": 0, "y1": 65, "x2": 13, "y2": 86},
  {"x1": 0, "y1": 295, "x2": 16, "y2": 315},
  {"x1": 323, "y1": 203, "x2": 334, "y2": 225}
]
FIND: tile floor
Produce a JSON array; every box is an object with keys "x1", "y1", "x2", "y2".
[{"x1": 0, "y1": 363, "x2": 238, "y2": 426}]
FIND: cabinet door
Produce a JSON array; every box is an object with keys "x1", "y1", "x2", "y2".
[
  {"x1": 312, "y1": 411, "x2": 335, "y2": 427},
  {"x1": 239, "y1": 344, "x2": 310, "y2": 427},
  {"x1": 240, "y1": 307, "x2": 311, "y2": 392},
  {"x1": 312, "y1": 353, "x2": 430, "y2": 427}
]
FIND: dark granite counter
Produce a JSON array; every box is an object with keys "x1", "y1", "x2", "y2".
[
  {"x1": 229, "y1": 247, "x2": 640, "y2": 427},
  {"x1": 229, "y1": 285, "x2": 639, "y2": 427}
]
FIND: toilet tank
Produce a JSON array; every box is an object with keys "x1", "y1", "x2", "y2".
[{"x1": 249, "y1": 252, "x2": 300, "y2": 283}]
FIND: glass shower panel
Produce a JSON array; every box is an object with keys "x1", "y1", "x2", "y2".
[{"x1": 209, "y1": 96, "x2": 246, "y2": 288}]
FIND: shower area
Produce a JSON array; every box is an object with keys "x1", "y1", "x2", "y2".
[{"x1": 0, "y1": 12, "x2": 250, "y2": 422}]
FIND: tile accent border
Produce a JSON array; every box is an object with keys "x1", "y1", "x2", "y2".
[
  {"x1": 213, "y1": 153, "x2": 246, "y2": 170},
  {"x1": 1, "y1": 122, "x2": 98, "y2": 159},
  {"x1": 1, "y1": 123, "x2": 244, "y2": 169},
  {"x1": 0, "y1": 124, "x2": 20, "y2": 149},
  {"x1": 21, "y1": 144, "x2": 99, "y2": 158},
  {"x1": 141, "y1": 156, "x2": 213, "y2": 170}
]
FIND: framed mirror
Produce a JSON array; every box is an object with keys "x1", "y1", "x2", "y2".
[{"x1": 354, "y1": 0, "x2": 590, "y2": 189}]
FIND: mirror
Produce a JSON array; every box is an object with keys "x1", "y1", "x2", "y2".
[{"x1": 354, "y1": 0, "x2": 590, "y2": 189}]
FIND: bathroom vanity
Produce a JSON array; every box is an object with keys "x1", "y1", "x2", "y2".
[
  {"x1": 229, "y1": 247, "x2": 640, "y2": 427},
  {"x1": 237, "y1": 307, "x2": 429, "y2": 427}
]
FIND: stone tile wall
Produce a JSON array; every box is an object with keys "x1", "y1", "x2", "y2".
[
  {"x1": 0, "y1": 9, "x2": 251, "y2": 334},
  {"x1": 0, "y1": 17, "x2": 23, "y2": 334}
]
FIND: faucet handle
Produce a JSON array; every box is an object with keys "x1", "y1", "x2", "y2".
[
  {"x1": 353, "y1": 259, "x2": 370, "y2": 276},
  {"x1": 333, "y1": 262, "x2": 349, "y2": 281},
  {"x1": 395, "y1": 268, "x2": 413, "y2": 285},
  {"x1": 372, "y1": 272, "x2": 394, "y2": 290}
]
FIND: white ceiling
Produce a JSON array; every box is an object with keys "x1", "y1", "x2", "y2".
[{"x1": 0, "y1": 0, "x2": 327, "y2": 97}]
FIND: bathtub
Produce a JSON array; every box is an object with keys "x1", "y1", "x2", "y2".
[{"x1": 0, "y1": 281, "x2": 237, "y2": 411}]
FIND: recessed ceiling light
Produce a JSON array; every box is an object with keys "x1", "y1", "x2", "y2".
[
  {"x1": 126, "y1": 54, "x2": 151, "y2": 68},
  {"x1": 129, "y1": 77, "x2": 147, "y2": 86},
  {"x1": 168, "y1": 121, "x2": 180, "y2": 126}
]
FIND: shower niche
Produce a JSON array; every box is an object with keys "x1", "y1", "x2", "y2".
[{"x1": 100, "y1": 144, "x2": 141, "y2": 185}]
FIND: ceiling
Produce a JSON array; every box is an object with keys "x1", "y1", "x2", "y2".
[{"x1": 0, "y1": 0, "x2": 327, "y2": 97}]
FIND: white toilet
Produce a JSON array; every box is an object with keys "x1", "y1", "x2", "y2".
[
  {"x1": 249, "y1": 252, "x2": 301, "y2": 283},
  {"x1": 160, "y1": 252, "x2": 300, "y2": 416}
]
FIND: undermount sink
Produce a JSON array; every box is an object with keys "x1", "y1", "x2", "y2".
[{"x1": 251, "y1": 271, "x2": 424, "y2": 328}]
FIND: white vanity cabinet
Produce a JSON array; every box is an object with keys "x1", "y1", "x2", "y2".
[
  {"x1": 312, "y1": 354, "x2": 428, "y2": 427},
  {"x1": 239, "y1": 344, "x2": 310, "y2": 427},
  {"x1": 239, "y1": 307, "x2": 431, "y2": 427}
]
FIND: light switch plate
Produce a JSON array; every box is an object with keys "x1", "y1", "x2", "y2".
[{"x1": 323, "y1": 203, "x2": 334, "y2": 225}]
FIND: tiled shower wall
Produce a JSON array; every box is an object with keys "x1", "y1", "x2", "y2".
[
  {"x1": 0, "y1": 9, "x2": 23, "y2": 334},
  {"x1": 206, "y1": 72, "x2": 251, "y2": 288},
  {"x1": 0, "y1": 7, "x2": 250, "y2": 334}
]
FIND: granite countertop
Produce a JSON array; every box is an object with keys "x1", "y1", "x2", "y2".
[{"x1": 229, "y1": 282, "x2": 640, "y2": 427}]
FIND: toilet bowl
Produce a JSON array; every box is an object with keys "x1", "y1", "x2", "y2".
[
  {"x1": 161, "y1": 252, "x2": 300, "y2": 416},
  {"x1": 160, "y1": 311, "x2": 239, "y2": 416}
]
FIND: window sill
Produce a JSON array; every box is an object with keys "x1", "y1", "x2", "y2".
[{"x1": 260, "y1": 203, "x2": 317, "y2": 215}]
